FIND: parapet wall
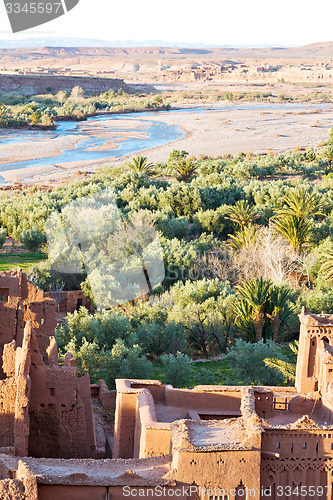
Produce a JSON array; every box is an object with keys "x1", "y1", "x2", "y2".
[
  {"x1": 113, "y1": 379, "x2": 172, "y2": 460},
  {"x1": 114, "y1": 380, "x2": 257, "y2": 461}
]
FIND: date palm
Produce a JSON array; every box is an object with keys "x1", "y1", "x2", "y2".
[
  {"x1": 267, "y1": 284, "x2": 294, "y2": 341},
  {"x1": 229, "y1": 224, "x2": 257, "y2": 250},
  {"x1": 173, "y1": 158, "x2": 197, "y2": 182},
  {"x1": 274, "y1": 188, "x2": 324, "y2": 220},
  {"x1": 126, "y1": 156, "x2": 155, "y2": 174},
  {"x1": 264, "y1": 340, "x2": 298, "y2": 383},
  {"x1": 271, "y1": 215, "x2": 312, "y2": 256},
  {"x1": 226, "y1": 200, "x2": 260, "y2": 230},
  {"x1": 319, "y1": 247, "x2": 333, "y2": 281},
  {"x1": 234, "y1": 276, "x2": 272, "y2": 342},
  {"x1": 271, "y1": 188, "x2": 324, "y2": 255}
]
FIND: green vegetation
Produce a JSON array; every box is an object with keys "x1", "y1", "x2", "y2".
[
  {"x1": 2, "y1": 129, "x2": 333, "y2": 387},
  {"x1": 264, "y1": 340, "x2": 298, "y2": 384},
  {"x1": 0, "y1": 87, "x2": 169, "y2": 129},
  {"x1": 0, "y1": 252, "x2": 47, "y2": 271}
]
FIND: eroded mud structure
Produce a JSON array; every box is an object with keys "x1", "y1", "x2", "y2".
[{"x1": 1, "y1": 271, "x2": 333, "y2": 499}]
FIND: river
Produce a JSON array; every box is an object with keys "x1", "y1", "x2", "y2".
[{"x1": 0, "y1": 103, "x2": 332, "y2": 183}]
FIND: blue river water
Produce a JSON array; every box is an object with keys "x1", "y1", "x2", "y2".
[{"x1": 0, "y1": 103, "x2": 331, "y2": 182}]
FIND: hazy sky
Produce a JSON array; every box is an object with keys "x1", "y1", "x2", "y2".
[{"x1": 0, "y1": 0, "x2": 332, "y2": 46}]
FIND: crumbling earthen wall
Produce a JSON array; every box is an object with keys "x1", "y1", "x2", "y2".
[
  {"x1": 0, "y1": 270, "x2": 97, "y2": 460},
  {"x1": 0, "y1": 270, "x2": 57, "y2": 375}
]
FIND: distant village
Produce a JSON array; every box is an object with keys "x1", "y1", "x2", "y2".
[{"x1": 2, "y1": 60, "x2": 333, "y2": 83}]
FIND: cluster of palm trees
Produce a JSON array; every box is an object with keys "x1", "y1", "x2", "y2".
[
  {"x1": 233, "y1": 276, "x2": 293, "y2": 342},
  {"x1": 125, "y1": 155, "x2": 197, "y2": 182},
  {"x1": 226, "y1": 189, "x2": 329, "y2": 342},
  {"x1": 226, "y1": 188, "x2": 325, "y2": 256}
]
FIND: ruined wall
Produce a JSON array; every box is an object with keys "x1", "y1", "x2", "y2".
[
  {"x1": 0, "y1": 378, "x2": 16, "y2": 448},
  {"x1": 0, "y1": 270, "x2": 97, "y2": 460},
  {"x1": 26, "y1": 335, "x2": 96, "y2": 459},
  {"x1": 0, "y1": 270, "x2": 57, "y2": 371}
]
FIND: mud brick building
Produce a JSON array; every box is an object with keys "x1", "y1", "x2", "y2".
[{"x1": 1, "y1": 271, "x2": 333, "y2": 499}]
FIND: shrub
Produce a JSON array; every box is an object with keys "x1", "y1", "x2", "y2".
[
  {"x1": 0, "y1": 228, "x2": 6, "y2": 247},
  {"x1": 20, "y1": 226, "x2": 44, "y2": 251},
  {"x1": 226, "y1": 339, "x2": 286, "y2": 385},
  {"x1": 161, "y1": 352, "x2": 194, "y2": 387}
]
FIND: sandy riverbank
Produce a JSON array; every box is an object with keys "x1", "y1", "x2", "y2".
[
  {"x1": 0, "y1": 133, "x2": 86, "y2": 164},
  {"x1": 2, "y1": 103, "x2": 333, "y2": 186},
  {"x1": 135, "y1": 104, "x2": 333, "y2": 162}
]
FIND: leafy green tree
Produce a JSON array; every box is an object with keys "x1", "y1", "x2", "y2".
[
  {"x1": 30, "y1": 110, "x2": 41, "y2": 125},
  {"x1": 112, "y1": 339, "x2": 153, "y2": 380},
  {"x1": 233, "y1": 278, "x2": 294, "y2": 341},
  {"x1": 274, "y1": 188, "x2": 324, "y2": 220},
  {"x1": 323, "y1": 146, "x2": 333, "y2": 172},
  {"x1": 56, "y1": 90, "x2": 67, "y2": 106},
  {"x1": 226, "y1": 339, "x2": 286, "y2": 386},
  {"x1": 173, "y1": 158, "x2": 198, "y2": 182},
  {"x1": 272, "y1": 215, "x2": 311, "y2": 256},
  {"x1": 0, "y1": 103, "x2": 8, "y2": 127},
  {"x1": 267, "y1": 284, "x2": 294, "y2": 340},
  {"x1": 161, "y1": 352, "x2": 194, "y2": 387},
  {"x1": 329, "y1": 126, "x2": 333, "y2": 146},
  {"x1": 228, "y1": 224, "x2": 257, "y2": 250},
  {"x1": 168, "y1": 149, "x2": 189, "y2": 164},
  {"x1": 168, "y1": 279, "x2": 235, "y2": 357}
]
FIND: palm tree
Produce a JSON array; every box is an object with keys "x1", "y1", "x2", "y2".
[
  {"x1": 274, "y1": 188, "x2": 324, "y2": 220},
  {"x1": 264, "y1": 340, "x2": 298, "y2": 383},
  {"x1": 126, "y1": 156, "x2": 155, "y2": 174},
  {"x1": 319, "y1": 246, "x2": 333, "y2": 280},
  {"x1": 228, "y1": 224, "x2": 257, "y2": 250},
  {"x1": 232, "y1": 299, "x2": 256, "y2": 341},
  {"x1": 173, "y1": 158, "x2": 197, "y2": 182},
  {"x1": 226, "y1": 200, "x2": 260, "y2": 229},
  {"x1": 323, "y1": 146, "x2": 333, "y2": 172},
  {"x1": 268, "y1": 284, "x2": 294, "y2": 341},
  {"x1": 271, "y1": 215, "x2": 312, "y2": 255},
  {"x1": 234, "y1": 277, "x2": 272, "y2": 342},
  {"x1": 271, "y1": 188, "x2": 325, "y2": 255}
]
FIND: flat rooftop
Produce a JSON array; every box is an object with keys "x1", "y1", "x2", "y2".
[{"x1": 6, "y1": 456, "x2": 172, "y2": 486}]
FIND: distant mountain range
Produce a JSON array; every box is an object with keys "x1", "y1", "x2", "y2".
[{"x1": 0, "y1": 37, "x2": 295, "y2": 49}]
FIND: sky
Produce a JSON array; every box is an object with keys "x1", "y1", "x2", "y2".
[{"x1": 0, "y1": 0, "x2": 332, "y2": 46}]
